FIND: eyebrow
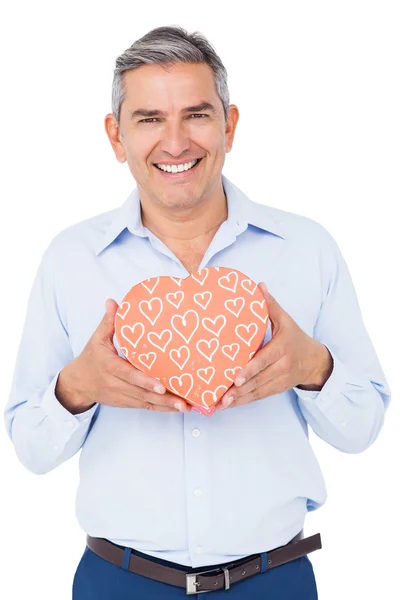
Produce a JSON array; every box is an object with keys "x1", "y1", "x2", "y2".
[{"x1": 130, "y1": 102, "x2": 217, "y2": 120}]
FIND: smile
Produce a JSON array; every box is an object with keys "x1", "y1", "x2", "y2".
[{"x1": 153, "y1": 158, "x2": 203, "y2": 178}]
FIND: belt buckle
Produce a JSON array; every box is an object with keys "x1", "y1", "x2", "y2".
[{"x1": 186, "y1": 566, "x2": 231, "y2": 595}]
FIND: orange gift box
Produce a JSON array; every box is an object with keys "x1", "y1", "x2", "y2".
[{"x1": 114, "y1": 266, "x2": 269, "y2": 416}]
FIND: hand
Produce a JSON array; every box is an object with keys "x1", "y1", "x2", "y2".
[
  {"x1": 55, "y1": 298, "x2": 192, "y2": 415},
  {"x1": 217, "y1": 282, "x2": 333, "y2": 411}
]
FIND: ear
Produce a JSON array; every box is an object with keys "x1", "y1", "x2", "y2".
[
  {"x1": 225, "y1": 105, "x2": 240, "y2": 153},
  {"x1": 104, "y1": 113, "x2": 126, "y2": 163}
]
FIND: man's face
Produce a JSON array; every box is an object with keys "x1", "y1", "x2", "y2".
[{"x1": 107, "y1": 62, "x2": 238, "y2": 210}]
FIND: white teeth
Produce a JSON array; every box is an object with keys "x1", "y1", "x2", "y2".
[{"x1": 156, "y1": 159, "x2": 199, "y2": 173}]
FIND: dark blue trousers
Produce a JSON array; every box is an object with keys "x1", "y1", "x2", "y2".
[{"x1": 72, "y1": 542, "x2": 319, "y2": 599}]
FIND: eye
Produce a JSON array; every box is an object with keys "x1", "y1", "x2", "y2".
[
  {"x1": 140, "y1": 118, "x2": 159, "y2": 123},
  {"x1": 139, "y1": 114, "x2": 209, "y2": 123}
]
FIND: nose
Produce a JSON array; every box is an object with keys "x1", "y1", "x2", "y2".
[{"x1": 158, "y1": 118, "x2": 191, "y2": 158}]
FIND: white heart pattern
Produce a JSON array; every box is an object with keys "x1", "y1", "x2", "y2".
[
  {"x1": 138, "y1": 352, "x2": 157, "y2": 370},
  {"x1": 121, "y1": 323, "x2": 145, "y2": 348},
  {"x1": 169, "y1": 346, "x2": 190, "y2": 370},
  {"x1": 116, "y1": 301, "x2": 131, "y2": 320},
  {"x1": 166, "y1": 291, "x2": 184, "y2": 309},
  {"x1": 224, "y1": 366, "x2": 242, "y2": 382},
  {"x1": 218, "y1": 271, "x2": 239, "y2": 293},
  {"x1": 197, "y1": 366, "x2": 216, "y2": 384},
  {"x1": 114, "y1": 267, "x2": 269, "y2": 416},
  {"x1": 224, "y1": 297, "x2": 245, "y2": 318},
  {"x1": 169, "y1": 373, "x2": 194, "y2": 398},
  {"x1": 194, "y1": 291, "x2": 212, "y2": 310},
  {"x1": 250, "y1": 299, "x2": 269, "y2": 323}
]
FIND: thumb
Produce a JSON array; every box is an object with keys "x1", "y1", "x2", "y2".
[
  {"x1": 97, "y1": 298, "x2": 119, "y2": 341},
  {"x1": 258, "y1": 282, "x2": 284, "y2": 335},
  {"x1": 259, "y1": 282, "x2": 278, "y2": 314}
]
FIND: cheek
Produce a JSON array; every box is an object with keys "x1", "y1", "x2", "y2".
[
  {"x1": 127, "y1": 148, "x2": 154, "y2": 174},
  {"x1": 124, "y1": 131, "x2": 155, "y2": 157},
  {"x1": 190, "y1": 123, "x2": 224, "y2": 147}
]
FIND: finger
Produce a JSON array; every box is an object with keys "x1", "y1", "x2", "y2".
[
  {"x1": 233, "y1": 360, "x2": 281, "y2": 399},
  {"x1": 233, "y1": 373, "x2": 290, "y2": 407},
  {"x1": 94, "y1": 298, "x2": 119, "y2": 343},
  {"x1": 233, "y1": 341, "x2": 282, "y2": 388},
  {"x1": 219, "y1": 358, "x2": 285, "y2": 410},
  {"x1": 218, "y1": 372, "x2": 289, "y2": 411},
  {"x1": 110, "y1": 359, "x2": 192, "y2": 411},
  {"x1": 264, "y1": 290, "x2": 292, "y2": 335},
  {"x1": 112, "y1": 391, "x2": 182, "y2": 412},
  {"x1": 111, "y1": 356, "x2": 167, "y2": 394},
  {"x1": 108, "y1": 376, "x2": 192, "y2": 412},
  {"x1": 258, "y1": 281, "x2": 269, "y2": 297}
]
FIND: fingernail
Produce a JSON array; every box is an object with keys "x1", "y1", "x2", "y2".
[
  {"x1": 223, "y1": 396, "x2": 234, "y2": 407},
  {"x1": 235, "y1": 377, "x2": 245, "y2": 387},
  {"x1": 174, "y1": 402, "x2": 184, "y2": 411},
  {"x1": 154, "y1": 384, "x2": 165, "y2": 394}
]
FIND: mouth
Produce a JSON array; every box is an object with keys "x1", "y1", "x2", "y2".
[{"x1": 153, "y1": 157, "x2": 203, "y2": 179}]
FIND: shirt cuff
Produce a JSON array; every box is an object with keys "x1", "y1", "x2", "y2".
[
  {"x1": 41, "y1": 370, "x2": 99, "y2": 434},
  {"x1": 293, "y1": 348, "x2": 347, "y2": 413}
]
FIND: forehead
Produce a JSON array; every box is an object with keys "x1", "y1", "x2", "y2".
[{"x1": 122, "y1": 62, "x2": 218, "y2": 107}]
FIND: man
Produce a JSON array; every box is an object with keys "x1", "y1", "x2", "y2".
[{"x1": 4, "y1": 25, "x2": 391, "y2": 599}]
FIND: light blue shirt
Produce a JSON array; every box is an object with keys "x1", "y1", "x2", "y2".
[{"x1": 4, "y1": 174, "x2": 391, "y2": 567}]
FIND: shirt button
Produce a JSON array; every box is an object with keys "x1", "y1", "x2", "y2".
[
  {"x1": 192, "y1": 429, "x2": 200, "y2": 437},
  {"x1": 341, "y1": 421, "x2": 347, "y2": 427},
  {"x1": 83, "y1": 417, "x2": 89, "y2": 423},
  {"x1": 195, "y1": 546, "x2": 203, "y2": 555},
  {"x1": 194, "y1": 488, "x2": 203, "y2": 497}
]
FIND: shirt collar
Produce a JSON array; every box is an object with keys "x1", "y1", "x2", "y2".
[{"x1": 94, "y1": 173, "x2": 285, "y2": 256}]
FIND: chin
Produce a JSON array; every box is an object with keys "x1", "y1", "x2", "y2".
[
  {"x1": 155, "y1": 185, "x2": 202, "y2": 204},
  {"x1": 161, "y1": 196, "x2": 199, "y2": 210}
]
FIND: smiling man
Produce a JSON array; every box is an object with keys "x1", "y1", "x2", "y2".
[
  {"x1": 105, "y1": 60, "x2": 238, "y2": 275},
  {"x1": 4, "y1": 25, "x2": 391, "y2": 600}
]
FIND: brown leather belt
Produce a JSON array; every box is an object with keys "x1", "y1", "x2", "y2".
[{"x1": 86, "y1": 530, "x2": 322, "y2": 594}]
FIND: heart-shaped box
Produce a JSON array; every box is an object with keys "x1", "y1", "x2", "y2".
[{"x1": 114, "y1": 266, "x2": 269, "y2": 416}]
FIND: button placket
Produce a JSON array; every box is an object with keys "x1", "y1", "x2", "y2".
[{"x1": 185, "y1": 417, "x2": 209, "y2": 562}]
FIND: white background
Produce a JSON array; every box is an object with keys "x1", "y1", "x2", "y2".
[{"x1": 1, "y1": 1, "x2": 399, "y2": 598}]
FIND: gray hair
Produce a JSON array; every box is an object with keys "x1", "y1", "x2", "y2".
[{"x1": 111, "y1": 25, "x2": 230, "y2": 128}]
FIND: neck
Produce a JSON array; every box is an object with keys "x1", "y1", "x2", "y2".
[{"x1": 138, "y1": 180, "x2": 228, "y2": 243}]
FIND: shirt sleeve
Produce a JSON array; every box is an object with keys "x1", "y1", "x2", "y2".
[
  {"x1": 293, "y1": 227, "x2": 391, "y2": 454},
  {"x1": 4, "y1": 239, "x2": 99, "y2": 475}
]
